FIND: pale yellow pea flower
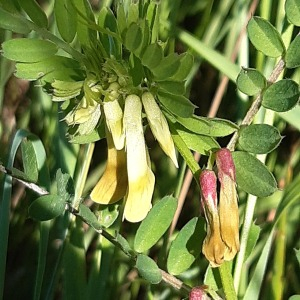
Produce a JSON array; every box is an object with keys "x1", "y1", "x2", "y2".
[
  {"x1": 90, "y1": 127, "x2": 128, "y2": 204},
  {"x1": 123, "y1": 94, "x2": 155, "y2": 223}
]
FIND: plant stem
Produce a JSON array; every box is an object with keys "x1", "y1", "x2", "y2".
[
  {"x1": 233, "y1": 194, "x2": 257, "y2": 290},
  {"x1": 219, "y1": 262, "x2": 237, "y2": 300},
  {"x1": 73, "y1": 143, "x2": 95, "y2": 208},
  {"x1": 271, "y1": 210, "x2": 286, "y2": 300},
  {"x1": 160, "y1": 270, "x2": 191, "y2": 292}
]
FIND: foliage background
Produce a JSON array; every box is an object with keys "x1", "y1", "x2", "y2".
[{"x1": 0, "y1": 0, "x2": 300, "y2": 300}]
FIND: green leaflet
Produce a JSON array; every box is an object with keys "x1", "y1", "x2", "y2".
[
  {"x1": 17, "y1": 0, "x2": 48, "y2": 28},
  {"x1": 72, "y1": 0, "x2": 97, "y2": 47},
  {"x1": 54, "y1": 0, "x2": 77, "y2": 43},
  {"x1": 262, "y1": 79, "x2": 299, "y2": 112},
  {"x1": 285, "y1": 35, "x2": 300, "y2": 68},
  {"x1": 21, "y1": 139, "x2": 39, "y2": 183},
  {"x1": 247, "y1": 17, "x2": 285, "y2": 58},
  {"x1": 0, "y1": 7, "x2": 31, "y2": 34},
  {"x1": 2, "y1": 38, "x2": 57, "y2": 63},
  {"x1": 175, "y1": 123, "x2": 220, "y2": 155},
  {"x1": 167, "y1": 217, "x2": 205, "y2": 275},
  {"x1": 232, "y1": 151, "x2": 278, "y2": 197},
  {"x1": 98, "y1": 7, "x2": 121, "y2": 58},
  {"x1": 157, "y1": 91, "x2": 196, "y2": 118},
  {"x1": 152, "y1": 53, "x2": 182, "y2": 80},
  {"x1": 285, "y1": 0, "x2": 300, "y2": 26},
  {"x1": 15, "y1": 56, "x2": 84, "y2": 82},
  {"x1": 236, "y1": 68, "x2": 267, "y2": 96},
  {"x1": 141, "y1": 43, "x2": 164, "y2": 69},
  {"x1": 134, "y1": 196, "x2": 177, "y2": 253},
  {"x1": 238, "y1": 124, "x2": 282, "y2": 154},
  {"x1": 28, "y1": 195, "x2": 65, "y2": 221},
  {"x1": 176, "y1": 115, "x2": 238, "y2": 137},
  {"x1": 135, "y1": 254, "x2": 162, "y2": 284}
]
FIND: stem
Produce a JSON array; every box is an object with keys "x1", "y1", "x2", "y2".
[
  {"x1": 227, "y1": 58, "x2": 285, "y2": 151},
  {"x1": 271, "y1": 210, "x2": 286, "y2": 300},
  {"x1": 160, "y1": 270, "x2": 191, "y2": 292},
  {"x1": 73, "y1": 143, "x2": 95, "y2": 208},
  {"x1": 219, "y1": 262, "x2": 237, "y2": 300},
  {"x1": 233, "y1": 194, "x2": 257, "y2": 290}
]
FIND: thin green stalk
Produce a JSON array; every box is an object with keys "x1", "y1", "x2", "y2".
[
  {"x1": 271, "y1": 210, "x2": 287, "y2": 300},
  {"x1": 174, "y1": 159, "x2": 187, "y2": 199},
  {"x1": 219, "y1": 262, "x2": 237, "y2": 300},
  {"x1": 233, "y1": 194, "x2": 257, "y2": 291},
  {"x1": 170, "y1": 126, "x2": 200, "y2": 176},
  {"x1": 34, "y1": 221, "x2": 51, "y2": 300},
  {"x1": 0, "y1": 174, "x2": 11, "y2": 300},
  {"x1": 73, "y1": 143, "x2": 95, "y2": 208}
]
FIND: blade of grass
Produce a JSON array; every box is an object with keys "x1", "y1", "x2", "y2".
[
  {"x1": 271, "y1": 210, "x2": 287, "y2": 300},
  {"x1": 243, "y1": 228, "x2": 275, "y2": 300},
  {"x1": 176, "y1": 29, "x2": 240, "y2": 82},
  {"x1": 0, "y1": 129, "x2": 50, "y2": 300}
]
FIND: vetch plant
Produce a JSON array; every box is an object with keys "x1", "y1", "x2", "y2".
[{"x1": 0, "y1": 1, "x2": 300, "y2": 300}]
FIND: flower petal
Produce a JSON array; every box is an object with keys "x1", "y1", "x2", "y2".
[
  {"x1": 123, "y1": 94, "x2": 155, "y2": 222},
  {"x1": 103, "y1": 97, "x2": 125, "y2": 150},
  {"x1": 90, "y1": 128, "x2": 128, "y2": 204},
  {"x1": 200, "y1": 170, "x2": 226, "y2": 267},
  {"x1": 202, "y1": 210, "x2": 226, "y2": 267},
  {"x1": 141, "y1": 92, "x2": 178, "y2": 168},
  {"x1": 216, "y1": 148, "x2": 240, "y2": 260}
]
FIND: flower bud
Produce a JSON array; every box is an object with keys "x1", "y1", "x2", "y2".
[
  {"x1": 216, "y1": 148, "x2": 240, "y2": 261},
  {"x1": 200, "y1": 170, "x2": 226, "y2": 267},
  {"x1": 189, "y1": 287, "x2": 209, "y2": 300}
]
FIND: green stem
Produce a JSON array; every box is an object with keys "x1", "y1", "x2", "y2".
[
  {"x1": 34, "y1": 221, "x2": 51, "y2": 300},
  {"x1": 271, "y1": 210, "x2": 286, "y2": 300},
  {"x1": 170, "y1": 125, "x2": 200, "y2": 176},
  {"x1": 233, "y1": 194, "x2": 257, "y2": 290},
  {"x1": 219, "y1": 262, "x2": 237, "y2": 300},
  {"x1": 73, "y1": 143, "x2": 95, "y2": 208}
]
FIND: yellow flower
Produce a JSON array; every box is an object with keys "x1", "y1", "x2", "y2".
[
  {"x1": 141, "y1": 92, "x2": 178, "y2": 168},
  {"x1": 200, "y1": 170, "x2": 226, "y2": 267},
  {"x1": 123, "y1": 94, "x2": 155, "y2": 222},
  {"x1": 103, "y1": 83, "x2": 125, "y2": 150},
  {"x1": 216, "y1": 148, "x2": 240, "y2": 260},
  {"x1": 90, "y1": 127, "x2": 127, "y2": 204},
  {"x1": 91, "y1": 91, "x2": 179, "y2": 223}
]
